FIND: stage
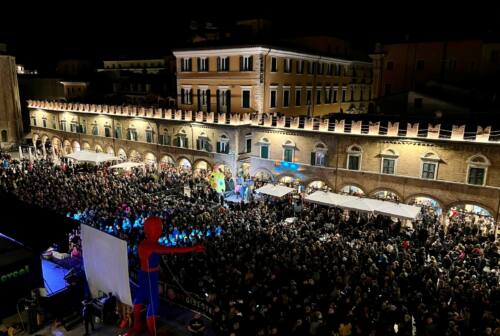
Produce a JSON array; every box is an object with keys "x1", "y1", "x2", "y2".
[{"x1": 41, "y1": 258, "x2": 70, "y2": 296}]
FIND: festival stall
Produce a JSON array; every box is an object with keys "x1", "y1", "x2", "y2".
[
  {"x1": 305, "y1": 190, "x2": 421, "y2": 220},
  {"x1": 255, "y1": 184, "x2": 295, "y2": 198},
  {"x1": 64, "y1": 150, "x2": 120, "y2": 164}
]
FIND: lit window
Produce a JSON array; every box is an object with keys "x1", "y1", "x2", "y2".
[
  {"x1": 347, "y1": 145, "x2": 362, "y2": 171},
  {"x1": 467, "y1": 154, "x2": 490, "y2": 186}
]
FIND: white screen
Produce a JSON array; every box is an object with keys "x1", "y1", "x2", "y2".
[{"x1": 81, "y1": 224, "x2": 132, "y2": 306}]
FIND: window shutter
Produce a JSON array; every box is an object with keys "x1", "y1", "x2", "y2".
[
  {"x1": 197, "y1": 58, "x2": 200, "y2": 71},
  {"x1": 216, "y1": 141, "x2": 220, "y2": 153},
  {"x1": 225, "y1": 143, "x2": 230, "y2": 154},
  {"x1": 197, "y1": 89, "x2": 201, "y2": 110},
  {"x1": 189, "y1": 90, "x2": 193, "y2": 104},
  {"x1": 323, "y1": 153, "x2": 328, "y2": 167},
  {"x1": 239, "y1": 56, "x2": 243, "y2": 71},
  {"x1": 196, "y1": 139, "x2": 200, "y2": 150},
  {"x1": 188, "y1": 58, "x2": 192, "y2": 71},
  {"x1": 226, "y1": 90, "x2": 231, "y2": 114},
  {"x1": 296, "y1": 60, "x2": 300, "y2": 73},
  {"x1": 185, "y1": 138, "x2": 188, "y2": 148},
  {"x1": 311, "y1": 152, "x2": 316, "y2": 166},
  {"x1": 249, "y1": 56, "x2": 253, "y2": 70},
  {"x1": 181, "y1": 88, "x2": 185, "y2": 104},
  {"x1": 206, "y1": 89, "x2": 211, "y2": 112},
  {"x1": 217, "y1": 57, "x2": 220, "y2": 71},
  {"x1": 216, "y1": 90, "x2": 220, "y2": 113}
]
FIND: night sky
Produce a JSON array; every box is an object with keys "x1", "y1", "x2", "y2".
[{"x1": 1, "y1": 2, "x2": 500, "y2": 71}]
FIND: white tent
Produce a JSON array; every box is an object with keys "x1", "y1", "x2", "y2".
[
  {"x1": 305, "y1": 191, "x2": 421, "y2": 220},
  {"x1": 65, "y1": 150, "x2": 120, "y2": 164},
  {"x1": 255, "y1": 184, "x2": 295, "y2": 198},
  {"x1": 109, "y1": 162, "x2": 145, "y2": 170}
]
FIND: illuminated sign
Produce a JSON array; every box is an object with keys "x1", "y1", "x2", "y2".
[{"x1": 0, "y1": 265, "x2": 30, "y2": 283}]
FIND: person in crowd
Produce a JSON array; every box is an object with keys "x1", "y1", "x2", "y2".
[{"x1": 0, "y1": 151, "x2": 498, "y2": 335}]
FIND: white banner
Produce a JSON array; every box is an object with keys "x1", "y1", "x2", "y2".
[{"x1": 81, "y1": 224, "x2": 132, "y2": 306}]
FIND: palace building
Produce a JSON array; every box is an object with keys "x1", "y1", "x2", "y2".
[
  {"x1": 28, "y1": 100, "x2": 500, "y2": 228},
  {"x1": 173, "y1": 46, "x2": 373, "y2": 116}
]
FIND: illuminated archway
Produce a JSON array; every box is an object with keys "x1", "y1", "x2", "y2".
[
  {"x1": 72, "y1": 141, "x2": 81, "y2": 152},
  {"x1": 160, "y1": 155, "x2": 175, "y2": 170},
  {"x1": 178, "y1": 157, "x2": 192, "y2": 169},
  {"x1": 446, "y1": 202, "x2": 495, "y2": 236},
  {"x1": 194, "y1": 159, "x2": 211, "y2": 171},
  {"x1": 371, "y1": 189, "x2": 401, "y2": 202},
  {"x1": 406, "y1": 195, "x2": 443, "y2": 216},
  {"x1": 95, "y1": 144, "x2": 103, "y2": 153},
  {"x1": 117, "y1": 148, "x2": 127, "y2": 160},
  {"x1": 129, "y1": 149, "x2": 142, "y2": 162},
  {"x1": 144, "y1": 152, "x2": 157, "y2": 166},
  {"x1": 254, "y1": 169, "x2": 274, "y2": 182},
  {"x1": 306, "y1": 180, "x2": 329, "y2": 193},
  {"x1": 340, "y1": 184, "x2": 365, "y2": 196},
  {"x1": 106, "y1": 146, "x2": 115, "y2": 155},
  {"x1": 63, "y1": 140, "x2": 72, "y2": 155},
  {"x1": 82, "y1": 142, "x2": 91, "y2": 150}
]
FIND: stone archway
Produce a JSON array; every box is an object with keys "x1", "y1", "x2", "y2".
[
  {"x1": 117, "y1": 148, "x2": 127, "y2": 161},
  {"x1": 339, "y1": 184, "x2": 365, "y2": 196},
  {"x1": 370, "y1": 188, "x2": 402, "y2": 202},
  {"x1": 445, "y1": 202, "x2": 496, "y2": 236},
  {"x1": 177, "y1": 157, "x2": 192, "y2": 170},
  {"x1": 406, "y1": 194, "x2": 443, "y2": 217},
  {"x1": 72, "y1": 141, "x2": 81, "y2": 152}
]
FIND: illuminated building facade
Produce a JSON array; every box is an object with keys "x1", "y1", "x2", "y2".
[
  {"x1": 28, "y1": 100, "x2": 500, "y2": 227},
  {"x1": 173, "y1": 46, "x2": 373, "y2": 116}
]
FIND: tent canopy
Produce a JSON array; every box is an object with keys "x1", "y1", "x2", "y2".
[
  {"x1": 65, "y1": 150, "x2": 120, "y2": 164},
  {"x1": 255, "y1": 184, "x2": 294, "y2": 198},
  {"x1": 109, "y1": 162, "x2": 145, "y2": 170},
  {"x1": 305, "y1": 191, "x2": 421, "y2": 220}
]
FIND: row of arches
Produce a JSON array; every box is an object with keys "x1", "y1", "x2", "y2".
[{"x1": 252, "y1": 170, "x2": 495, "y2": 223}]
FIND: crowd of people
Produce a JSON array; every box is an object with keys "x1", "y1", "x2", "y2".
[{"x1": 0, "y1": 152, "x2": 499, "y2": 336}]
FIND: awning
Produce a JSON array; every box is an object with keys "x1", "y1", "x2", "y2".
[
  {"x1": 109, "y1": 162, "x2": 145, "y2": 170},
  {"x1": 255, "y1": 184, "x2": 294, "y2": 198},
  {"x1": 305, "y1": 191, "x2": 421, "y2": 220},
  {"x1": 64, "y1": 150, "x2": 120, "y2": 164}
]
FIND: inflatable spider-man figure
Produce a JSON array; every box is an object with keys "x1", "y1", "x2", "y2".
[{"x1": 133, "y1": 216, "x2": 205, "y2": 335}]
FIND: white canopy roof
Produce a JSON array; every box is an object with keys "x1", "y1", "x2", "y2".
[
  {"x1": 109, "y1": 162, "x2": 145, "y2": 170},
  {"x1": 305, "y1": 191, "x2": 421, "y2": 220},
  {"x1": 255, "y1": 184, "x2": 295, "y2": 198},
  {"x1": 65, "y1": 150, "x2": 120, "y2": 164}
]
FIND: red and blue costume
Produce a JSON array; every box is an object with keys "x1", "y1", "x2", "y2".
[{"x1": 133, "y1": 216, "x2": 205, "y2": 335}]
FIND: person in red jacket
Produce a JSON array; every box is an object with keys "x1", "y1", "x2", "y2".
[{"x1": 133, "y1": 216, "x2": 205, "y2": 335}]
